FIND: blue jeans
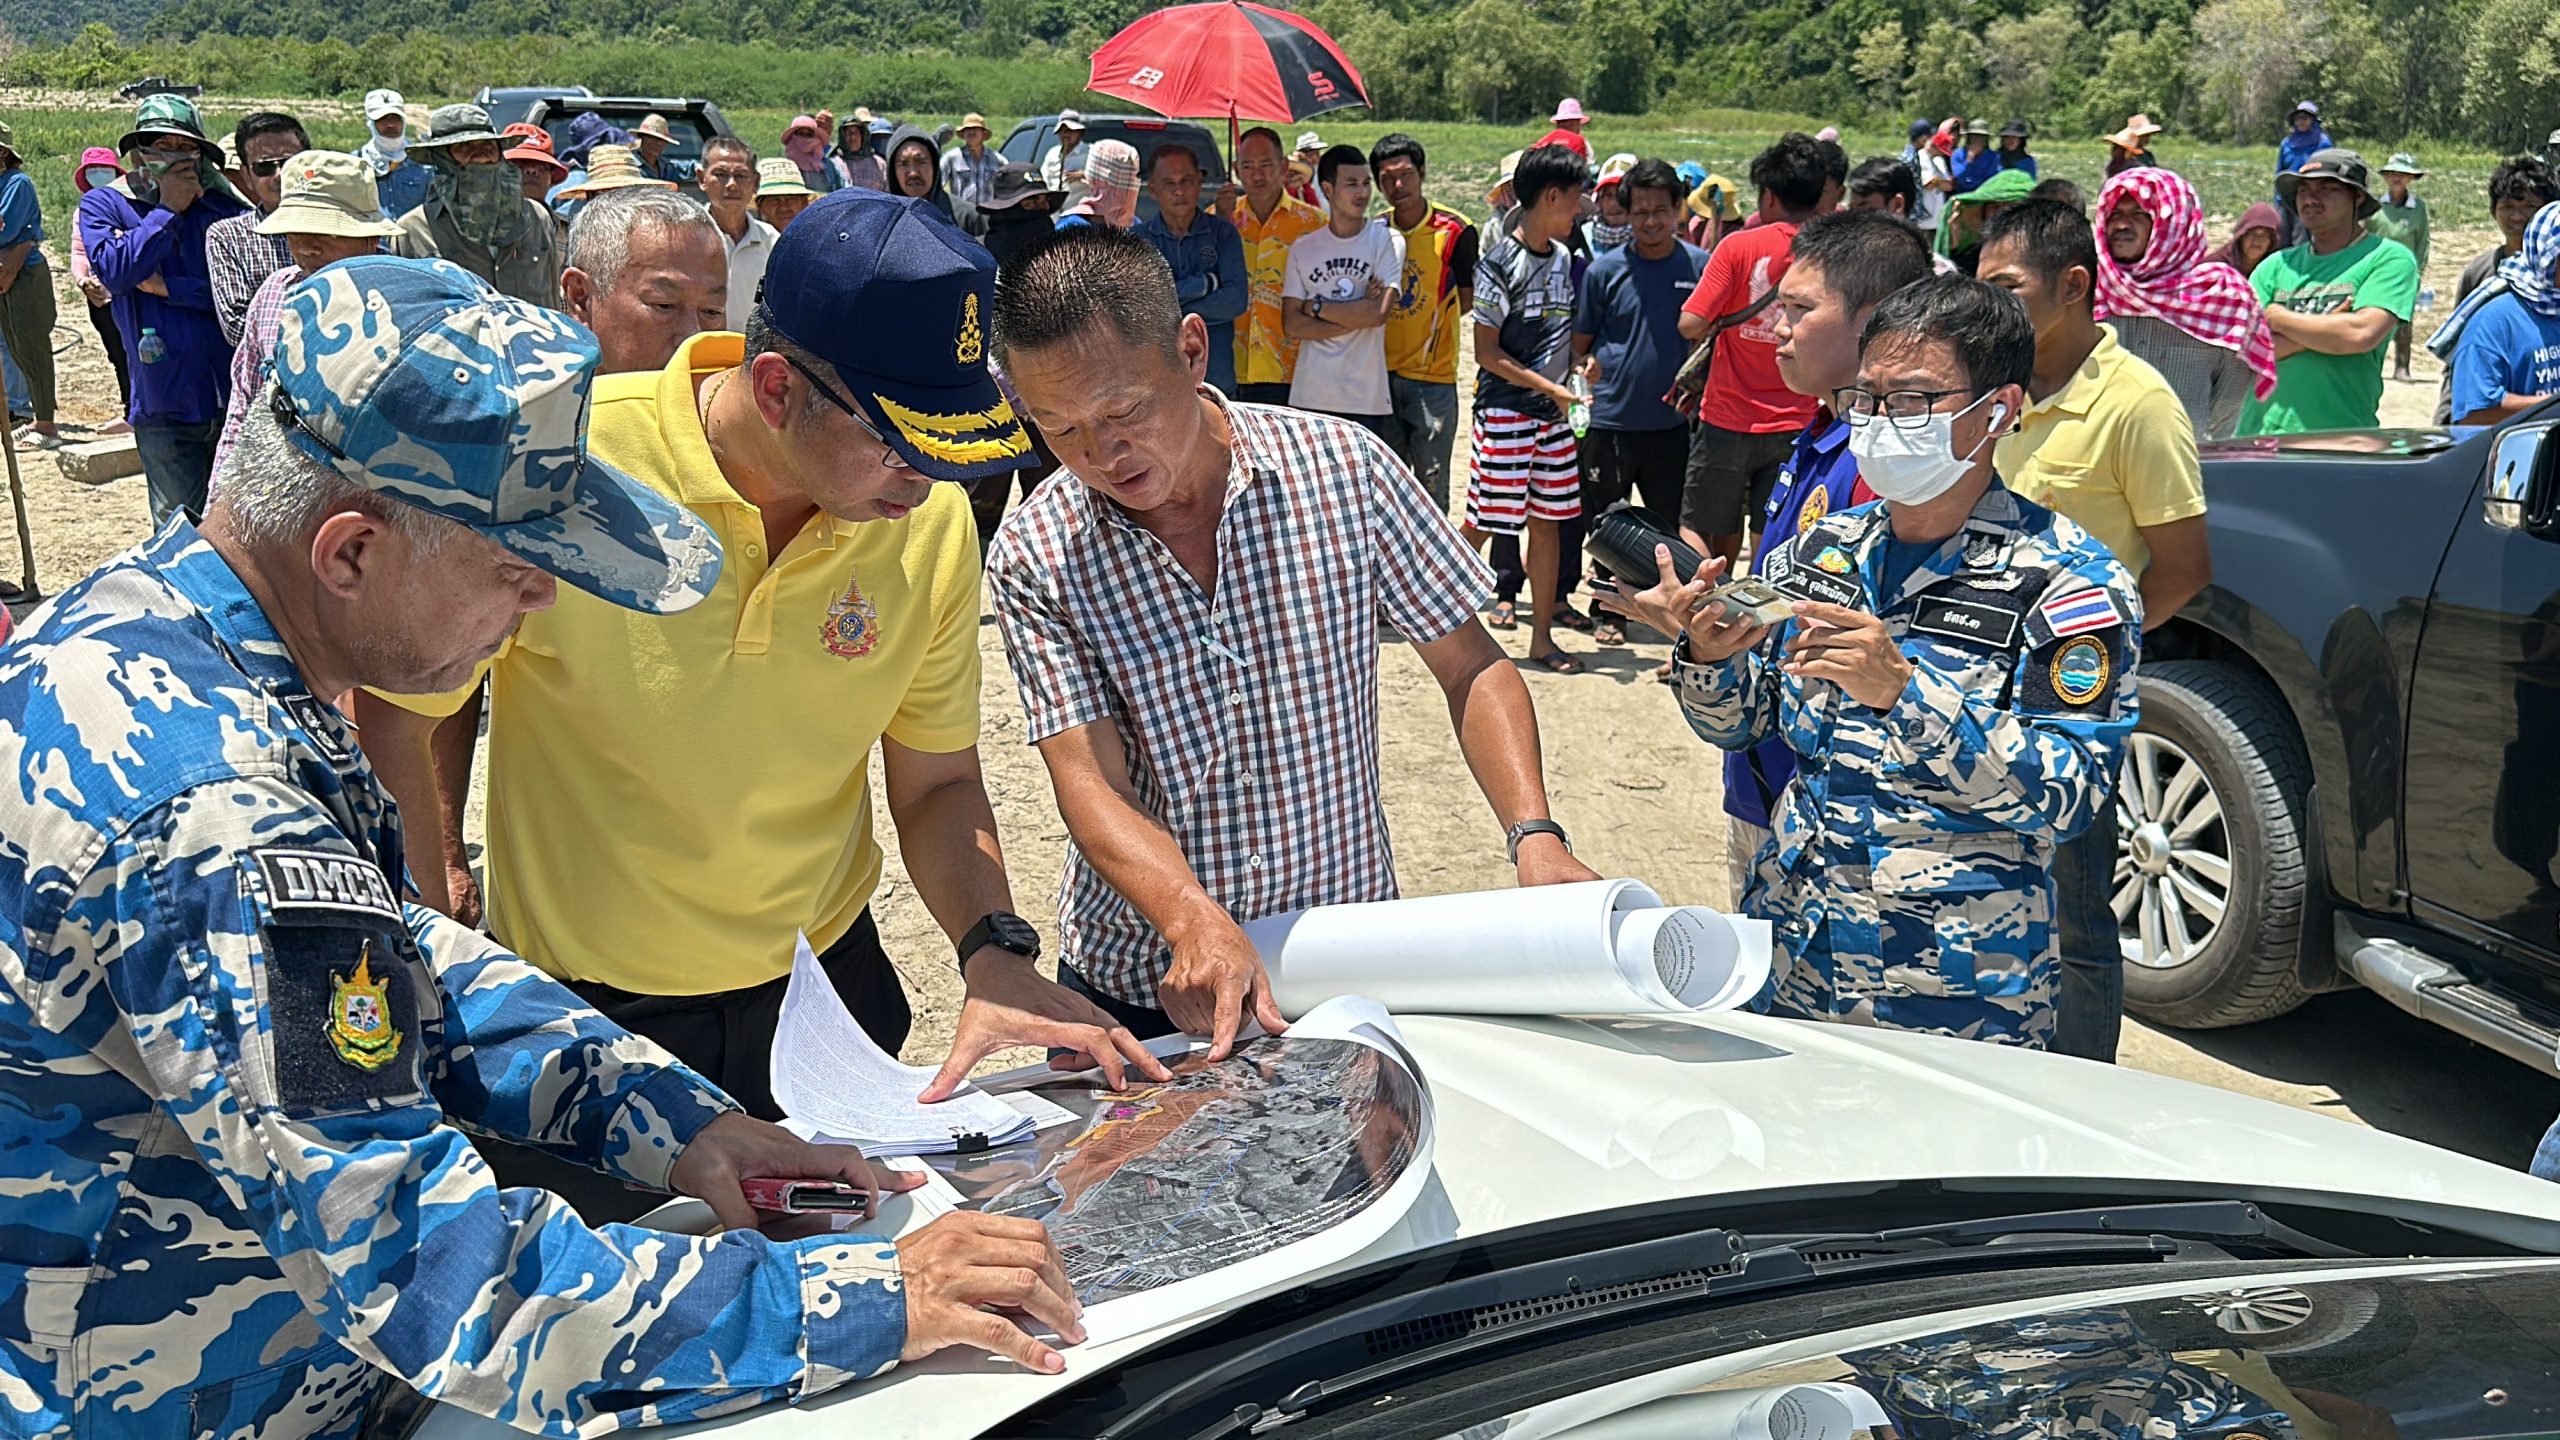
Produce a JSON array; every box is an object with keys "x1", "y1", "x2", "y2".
[
  {"x1": 2051, "y1": 801, "x2": 2125, "y2": 1061},
  {"x1": 1382, "y1": 375, "x2": 1459, "y2": 514},
  {"x1": 134, "y1": 420, "x2": 221, "y2": 524}
]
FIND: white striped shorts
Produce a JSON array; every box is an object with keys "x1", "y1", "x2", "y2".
[{"x1": 1465, "y1": 407, "x2": 1580, "y2": 535}]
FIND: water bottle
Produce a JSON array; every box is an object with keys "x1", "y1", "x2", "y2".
[
  {"x1": 137, "y1": 327, "x2": 166, "y2": 365},
  {"x1": 2418, "y1": 286, "x2": 2438, "y2": 312},
  {"x1": 1568, "y1": 373, "x2": 1592, "y2": 439}
]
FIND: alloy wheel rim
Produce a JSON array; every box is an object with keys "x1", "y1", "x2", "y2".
[{"x1": 2113, "y1": 732, "x2": 2233, "y2": 971}]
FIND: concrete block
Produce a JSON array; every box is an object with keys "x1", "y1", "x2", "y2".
[{"x1": 55, "y1": 437, "x2": 143, "y2": 487}]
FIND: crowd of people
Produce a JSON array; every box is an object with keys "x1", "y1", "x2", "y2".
[{"x1": 4, "y1": 77, "x2": 2560, "y2": 1440}]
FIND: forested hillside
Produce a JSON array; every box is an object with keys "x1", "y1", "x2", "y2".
[{"x1": 5, "y1": 0, "x2": 2554, "y2": 148}]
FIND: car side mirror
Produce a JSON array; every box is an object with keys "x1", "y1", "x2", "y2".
[{"x1": 2485, "y1": 421, "x2": 2557, "y2": 534}]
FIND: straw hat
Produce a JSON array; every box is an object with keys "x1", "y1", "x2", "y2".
[
  {"x1": 1487, "y1": 149, "x2": 1523, "y2": 204},
  {"x1": 2105, "y1": 114, "x2": 2164, "y2": 151},
  {"x1": 561, "y1": 144, "x2": 676, "y2": 196},
  {"x1": 632, "y1": 113, "x2": 676, "y2": 145},
  {"x1": 755, "y1": 156, "x2": 818, "y2": 199},
  {"x1": 959, "y1": 113, "x2": 990, "y2": 136},
  {"x1": 254, "y1": 151, "x2": 402, "y2": 238}
]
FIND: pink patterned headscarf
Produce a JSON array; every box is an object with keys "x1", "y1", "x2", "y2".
[{"x1": 2094, "y1": 167, "x2": 2279, "y2": 400}]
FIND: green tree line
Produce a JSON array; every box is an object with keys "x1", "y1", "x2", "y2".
[{"x1": 5, "y1": 0, "x2": 2556, "y2": 149}]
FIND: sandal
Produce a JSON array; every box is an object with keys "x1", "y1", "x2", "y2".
[
  {"x1": 1594, "y1": 617, "x2": 1626, "y2": 646},
  {"x1": 1527, "y1": 649, "x2": 1586, "y2": 675},
  {"x1": 1552, "y1": 605, "x2": 1596, "y2": 634},
  {"x1": 1487, "y1": 600, "x2": 1518, "y2": 630}
]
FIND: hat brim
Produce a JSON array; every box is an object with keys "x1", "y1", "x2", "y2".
[
  {"x1": 846, "y1": 369, "x2": 1038, "y2": 482},
  {"x1": 563, "y1": 174, "x2": 677, "y2": 196},
  {"x1": 758, "y1": 183, "x2": 820, "y2": 200},
  {"x1": 411, "y1": 129, "x2": 505, "y2": 150},
  {"x1": 475, "y1": 451, "x2": 725, "y2": 615},
  {"x1": 507, "y1": 149, "x2": 570, "y2": 173},
  {"x1": 256, "y1": 203, "x2": 403, "y2": 238},
  {"x1": 118, "y1": 126, "x2": 219, "y2": 160},
  {"x1": 2277, "y1": 169, "x2": 2380, "y2": 217}
]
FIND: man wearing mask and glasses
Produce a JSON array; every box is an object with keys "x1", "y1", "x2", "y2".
[
  {"x1": 77, "y1": 93, "x2": 255, "y2": 522},
  {"x1": 1604, "y1": 274, "x2": 2139, "y2": 1050},
  {"x1": 389, "y1": 104, "x2": 563, "y2": 308}
]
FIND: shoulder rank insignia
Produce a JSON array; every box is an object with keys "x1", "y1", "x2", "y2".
[{"x1": 327, "y1": 943, "x2": 403, "y2": 1071}]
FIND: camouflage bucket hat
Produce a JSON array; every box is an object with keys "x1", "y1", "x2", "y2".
[
  {"x1": 116, "y1": 92, "x2": 220, "y2": 160},
  {"x1": 266, "y1": 256, "x2": 723, "y2": 614}
]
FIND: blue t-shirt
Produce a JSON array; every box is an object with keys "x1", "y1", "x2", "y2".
[
  {"x1": 1953, "y1": 148, "x2": 2004, "y2": 194},
  {"x1": 0, "y1": 170, "x2": 45, "y2": 262},
  {"x1": 2450, "y1": 293, "x2": 2560, "y2": 422},
  {"x1": 1574, "y1": 239, "x2": 1708, "y2": 432}
]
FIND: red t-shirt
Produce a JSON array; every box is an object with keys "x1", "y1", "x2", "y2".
[
  {"x1": 1681, "y1": 218, "x2": 1820, "y2": 435},
  {"x1": 1535, "y1": 128, "x2": 1592, "y2": 162}
]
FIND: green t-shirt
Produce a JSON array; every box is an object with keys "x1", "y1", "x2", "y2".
[
  {"x1": 2367, "y1": 195, "x2": 2429, "y2": 269},
  {"x1": 2240, "y1": 233, "x2": 2421, "y2": 436}
]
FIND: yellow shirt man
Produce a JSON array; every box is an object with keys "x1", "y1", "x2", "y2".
[
  {"x1": 385, "y1": 333, "x2": 983, "y2": 996},
  {"x1": 1234, "y1": 192, "x2": 1326, "y2": 391},
  {"x1": 1382, "y1": 202, "x2": 1479, "y2": 388},
  {"x1": 1994, "y1": 323, "x2": 2204, "y2": 577}
]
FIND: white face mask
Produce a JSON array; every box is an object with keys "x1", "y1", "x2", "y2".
[
  {"x1": 1848, "y1": 392, "x2": 2004, "y2": 505},
  {"x1": 372, "y1": 131, "x2": 406, "y2": 161}
]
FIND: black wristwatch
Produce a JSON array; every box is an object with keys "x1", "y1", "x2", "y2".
[
  {"x1": 958, "y1": 910, "x2": 1042, "y2": 975},
  {"x1": 1506, "y1": 819, "x2": 1571, "y2": 864}
]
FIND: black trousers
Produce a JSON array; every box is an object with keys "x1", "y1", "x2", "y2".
[{"x1": 477, "y1": 910, "x2": 911, "y2": 1223}]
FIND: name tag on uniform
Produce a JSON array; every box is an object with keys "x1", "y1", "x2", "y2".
[
  {"x1": 1909, "y1": 596, "x2": 2021, "y2": 648},
  {"x1": 1777, "y1": 567, "x2": 1861, "y2": 610},
  {"x1": 254, "y1": 848, "x2": 403, "y2": 925}
]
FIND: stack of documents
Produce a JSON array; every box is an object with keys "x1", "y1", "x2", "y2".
[{"x1": 769, "y1": 933, "x2": 1039, "y2": 1157}]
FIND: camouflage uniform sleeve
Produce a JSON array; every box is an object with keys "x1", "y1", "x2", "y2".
[
  {"x1": 1671, "y1": 628, "x2": 1787, "y2": 751},
  {"x1": 78, "y1": 778, "x2": 907, "y2": 1432},
  {"x1": 414, "y1": 906, "x2": 737, "y2": 1193},
  {"x1": 1878, "y1": 565, "x2": 2141, "y2": 842}
]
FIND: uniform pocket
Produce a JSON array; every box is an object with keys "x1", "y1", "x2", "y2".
[
  {"x1": 0, "y1": 1260, "x2": 92, "y2": 1350},
  {"x1": 1868, "y1": 837, "x2": 2039, "y2": 998}
]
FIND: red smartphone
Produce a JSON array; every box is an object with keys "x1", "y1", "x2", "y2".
[{"x1": 741, "y1": 1177, "x2": 875, "y2": 1216}]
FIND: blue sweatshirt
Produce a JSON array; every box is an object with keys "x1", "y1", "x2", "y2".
[{"x1": 78, "y1": 183, "x2": 251, "y2": 426}]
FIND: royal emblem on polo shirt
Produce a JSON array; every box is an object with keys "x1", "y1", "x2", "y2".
[
  {"x1": 326, "y1": 943, "x2": 402, "y2": 1071},
  {"x1": 823, "y1": 571, "x2": 882, "y2": 659},
  {"x1": 955, "y1": 291, "x2": 984, "y2": 365}
]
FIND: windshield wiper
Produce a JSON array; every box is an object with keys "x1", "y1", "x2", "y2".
[{"x1": 1141, "y1": 1201, "x2": 2341, "y2": 1440}]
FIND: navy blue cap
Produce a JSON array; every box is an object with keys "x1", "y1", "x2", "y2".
[{"x1": 756, "y1": 189, "x2": 1035, "y2": 482}]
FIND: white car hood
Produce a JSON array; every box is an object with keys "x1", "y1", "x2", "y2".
[{"x1": 421, "y1": 1011, "x2": 2560, "y2": 1440}]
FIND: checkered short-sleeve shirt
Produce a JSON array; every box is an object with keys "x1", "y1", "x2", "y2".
[{"x1": 987, "y1": 393, "x2": 1495, "y2": 1006}]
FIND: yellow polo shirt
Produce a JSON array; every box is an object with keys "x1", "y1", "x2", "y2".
[
  {"x1": 387, "y1": 332, "x2": 983, "y2": 995},
  {"x1": 1994, "y1": 324, "x2": 2205, "y2": 578},
  {"x1": 1234, "y1": 193, "x2": 1326, "y2": 387}
]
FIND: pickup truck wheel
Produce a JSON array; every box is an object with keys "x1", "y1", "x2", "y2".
[{"x1": 2116, "y1": 660, "x2": 2312, "y2": 1028}]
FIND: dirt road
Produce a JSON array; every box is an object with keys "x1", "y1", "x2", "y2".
[{"x1": 10, "y1": 225, "x2": 2553, "y2": 1176}]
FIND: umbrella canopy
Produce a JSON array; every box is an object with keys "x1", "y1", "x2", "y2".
[{"x1": 1088, "y1": 0, "x2": 1369, "y2": 125}]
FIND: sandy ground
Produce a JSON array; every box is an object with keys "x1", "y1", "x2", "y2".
[{"x1": 11, "y1": 223, "x2": 2557, "y2": 1173}]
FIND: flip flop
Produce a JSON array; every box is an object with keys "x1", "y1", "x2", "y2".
[
  {"x1": 1487, "y1": 600, "x2": 1518, "y2": 630},
  {"x1": 1594, "y1": 618, "x2": 1626, "y2": 646},
  {"x1": 1528, "y1": 649, "x2": 1586, "y2": 675},
  {"x1": 1552, "y1": 606, "x2": 1596, "y2": 634}
]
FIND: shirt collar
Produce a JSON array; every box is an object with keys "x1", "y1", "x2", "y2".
[
  {"x1": 149, "y1": 517, "x2": 320, "y2": 700},
  {"x1": 657, "y1": 330, "x2": 842, "y2": 545},
  {"x1": 2027, "y1": 324, "x2": 2124, "y2": 420},
  {"x1": 1804, "y1": 411, "x2": 1849, "y2": 455}
]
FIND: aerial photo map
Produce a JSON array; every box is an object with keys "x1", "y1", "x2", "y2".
[{"x1": 931, "y1": 1034, "x2": 1428, "y2": 1307}]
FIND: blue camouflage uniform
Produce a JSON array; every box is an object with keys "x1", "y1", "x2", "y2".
[
  {"x1": 1676, "y1": 483, "x2": 2140, "y2": 1046},
  {"x1": 0, "y1": 256, "x2": 910, "y2": 1439}
]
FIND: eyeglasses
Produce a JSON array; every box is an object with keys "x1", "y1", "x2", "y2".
[
  {"x1": 1833, "y1": 386, "x2": 1977, "y2": 430},
  {"x1": 780, "y1": 354, "x2": 913, "y2": 471}
]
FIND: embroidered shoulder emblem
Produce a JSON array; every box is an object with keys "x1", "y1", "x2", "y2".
[
  {"x1": 2050, "y1": 634, "x2": 2113, "y2": 705},
  {"x1": 823, "y1": 572, "x2": 882, "y2": 659},
  {"x1": 327, "y1": 943, "x2": 403, "y2": 1071}
]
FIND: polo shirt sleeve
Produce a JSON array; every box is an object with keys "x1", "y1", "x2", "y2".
[
  {"x1": 2358, "y1": 241, "x2": 2420, "y2": 322},
  {"x1": 73, "y1": 777, "x2": 907, "y2": 1429},
  {"x1": 1365, "y1": 427, "x2": 1495, "y2": 641},
  {"x1": 884, "y1": 496, "x2": 985, "y2": 754},
  {"x1": 1573, "y1": 256, "x2": 1605, "y2": 340},
  {"x1": 987, "y1": 524, "x2": 1116, "y2": 745},
  {"x1": 2117, "y1": 384, "x2": 2207, "y2": 530}
]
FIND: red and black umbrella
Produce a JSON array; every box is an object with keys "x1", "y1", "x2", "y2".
[{"x1": 1087, "y1": 0, "x2": 1369, "y2": 125}]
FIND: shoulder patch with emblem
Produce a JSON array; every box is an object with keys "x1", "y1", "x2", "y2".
[
  {"x1": 2038, "y1": 585, "x2": 2126, "y2": 638},
  {"x1": 326, "y1": 942, "x2": 403, "y2": 1071},
  {"x1": 1796, "y1": 483, "x2": 1830, "y2": 534},
  {"x1": 2020, "y1": 630, "x2": 2124, "y2": 713},
  {"x1": 263, "y1": 919, "x2": 426, "y2": 1111},
  {"x1": 2049, "y1": 635, "x2": 2112, "y2": 705}
]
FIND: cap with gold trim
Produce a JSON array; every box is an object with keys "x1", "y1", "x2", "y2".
[{"x1": 756, "y1": 189, "x2": 1035, "y2": 481}]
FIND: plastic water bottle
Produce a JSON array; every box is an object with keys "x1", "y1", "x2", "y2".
[
  {"x1": 137, "y1": 327, "x2": 166, "y2": 365},
  {"x1": 2417, "y1": 286, "x2": 2438, "y2": 312},
  {"x1": 1568, "y1": 373, "x2": 1592, "y2": 438}
]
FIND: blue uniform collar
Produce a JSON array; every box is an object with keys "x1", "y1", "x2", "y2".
[
  {"x1": 1842, "y1": 478, "x2": 2025, "y2": 609},
  {"x1": 147, "y1": 518, "x2": 323, "y2": 702}
]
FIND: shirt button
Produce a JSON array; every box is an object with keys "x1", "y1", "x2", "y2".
[
  {"x1": 1247, "y1": 854, "x2": 1264, "y2": 870},
  {"x1": 1228, "y1": 690, "x2": 1244, "y2": 706},
  {"x1": 1238, "y1": 773, "x2": 1254, "y2": 787},
  {"x1": 745, "y1": 543, "x2": 763, "y2": 560}
]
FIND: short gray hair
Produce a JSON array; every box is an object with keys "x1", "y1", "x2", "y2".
[
  {"x1": 564, "y1": 189, "x2": 722, "y2": 295},
  {"x1": 214, "y1": 392, "x2": 467, "y2": 557}
]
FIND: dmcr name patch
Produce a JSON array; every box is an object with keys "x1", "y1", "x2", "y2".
[{"x1": 253, "y1": 848, "x2": 402, "y2": 924}]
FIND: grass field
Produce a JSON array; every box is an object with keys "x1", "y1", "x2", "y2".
[{"x1": 2, "y1": 89, "x2": 2513, "y2": 270}]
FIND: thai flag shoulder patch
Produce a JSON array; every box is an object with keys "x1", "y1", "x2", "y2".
[{"x1": 2039, "y1": 586, "x2": 2126, "y2": 638}]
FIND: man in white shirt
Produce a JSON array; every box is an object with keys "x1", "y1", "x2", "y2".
[
  {"x1": 697, "y1": 136, "x2": 777, "y2": 322},
  {"x1": 1280, "y1": 145, "x2": 1402, "y2": 431},
  {"x1": 1042, "y1": 110, "x2": 1091, "y2": 209}
]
